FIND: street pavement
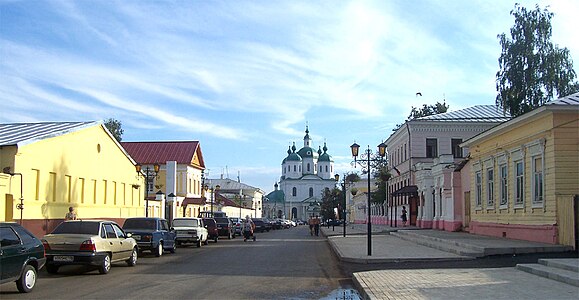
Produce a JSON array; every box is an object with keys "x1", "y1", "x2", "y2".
[{"x1": 321, "y1": 224, "x2": 579, "y2": 300}]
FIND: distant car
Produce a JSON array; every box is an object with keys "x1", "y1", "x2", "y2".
[
  {"x1": 173, "y1": 217, "x2": 208, "y2": 247},
  {"x1": 261, "y1": 218, "x2": 273, "y2": 232},
  {"x1": 229, "y1": 217, "x2": 242, "y2": 236},
  {"x1": 122, "y1": 218, "x2": 176, "y2": 257},
  {"x1": 202, "y1": 218, "x2": 219, "y2": 243},
  {"x1": 42, "y1": 220, "x2": 137, "y2": 275},
  {"x1": 251, "y1": 218, "x2": 268, "y2": 233},
  {"x1": 214, "y1": 217, "x2": 235, "y2": 239},
  {"x1": 0, "y1": 222, "x2": 46, "y2": 293}
]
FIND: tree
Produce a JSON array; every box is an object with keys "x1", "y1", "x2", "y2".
[
  {"x1": 496, "y1": 4, "x2": 579, "y2": 117},
  {"x1": 395, "y1": 101, "x2": 449, "y2": 129},
  {"x1": 104, "y1": 118, "x2": 124, "y2": 142},
  {"x1": 320, "y1": 187, "x2": 342, "y2": 221}
]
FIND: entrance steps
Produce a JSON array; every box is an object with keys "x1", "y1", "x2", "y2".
[
  {"x1": 516, "y1": 258, "x2": 579, "y2": 287},
  {"x1": 390, "y1": 230, "x2": 485, "y2": 257}
]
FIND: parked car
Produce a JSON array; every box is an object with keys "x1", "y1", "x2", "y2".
[
  {"x1": 42, "y1": 220, "x2": 137, "y2": 275},
  {"x1": 172, "y1": 217, "x2": 208, "y2": 247},
  {"x1": 122, "y1": 218, "x2": 176, "y2": 257},
  {"x1": 229, "y1": 217, "x2": 242, "y2": 236},
  {"x1": 251, "y1": 218, "x2": 268, "y2": 233},
  {"x1": 0, "y1": 222, "x2": 46, "y2": 293},
  {"x1": 261, "y1": 218, "x2": 273, "y2": 232},
  {"x1": 214, "y1": 217, "x2": 235, "y2": 239},
  {"x1": 202, "y1": 218, "x2": 219, "y2": 243},
  {"x1": 198, "y1": 211, "x2": 227, "y2": 218}
]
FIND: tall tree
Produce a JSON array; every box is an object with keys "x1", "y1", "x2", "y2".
[
  {"x1": 496, "y1": 4, "x2": 579, "y2": 117},
  {"x1": 104, "y1": 118, "x2": 124, "y2": 142},
  {"x1": 395, "y1": 101, "x2": 449, "y2": 129}
]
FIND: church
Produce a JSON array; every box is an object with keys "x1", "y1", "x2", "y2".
[{"x1": 277, "y1": 126, "x2": 336, "y2": 220}]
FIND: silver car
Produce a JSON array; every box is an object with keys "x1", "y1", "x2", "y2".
[
  {"x1": 173, "y1": 218, "x2": 208, "y2": 247},
  {"x1": 42, "y1": 220, "x2": 138, "y2": 274}
]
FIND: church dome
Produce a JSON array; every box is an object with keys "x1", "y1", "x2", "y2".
[
  {"x1": 318, "y1": 143, "x2": 332, "y2": 162},
  {"x1": 283, "y1": 143, "x2": 302, "y2": 162},
  {"x1": 297, "y1": 146, "x2": 318, "y2": 158}
]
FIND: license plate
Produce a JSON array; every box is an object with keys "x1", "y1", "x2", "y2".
[
  {"x1": 54, "y1": 256, "x2": 74, "y2": 262},
  {"x1": 177, "y1": 234, "x2": 190, "y2": 238},
  {"x1": 132, "y1": 235, "x2": 141, "y2": 240}
]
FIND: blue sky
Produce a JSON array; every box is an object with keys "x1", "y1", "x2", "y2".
[{"x1": 1, "y1": 0, "x2": 578, "y2": 193}]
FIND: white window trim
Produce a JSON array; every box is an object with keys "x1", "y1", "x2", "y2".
[
  {"x1": 475, "y1": 171, "x2": 482, "y2": 209},
  {"x1": 531, "y1": 154, "x2": 545, "y2": 208},
  {"x1": 499, "y1": 163, "x2": 508, "y2": 209},
  {"x1": 513, "y1": 159, "x2": 525, "y2": 208},
  {"x1": 486, "y1": 167, "x2": 495, "y2": 210}
]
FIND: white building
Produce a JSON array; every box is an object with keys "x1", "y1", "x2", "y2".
[{"x1": 278, "y1": 127, "x2": 336, "y2": 220}]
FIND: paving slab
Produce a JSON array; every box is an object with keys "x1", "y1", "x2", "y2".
[{"x1": 353, "y1": 267, "x2": 579, "y2": 300}]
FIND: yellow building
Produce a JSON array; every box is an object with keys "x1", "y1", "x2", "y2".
[
  {"x1": 462, "y1": 93, "x2": 578, "y2": 248},
  {"x1": 0, "y1": 121, "x2": 145, "y2": 237}
]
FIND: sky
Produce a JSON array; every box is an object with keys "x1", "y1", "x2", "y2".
[{"x1": 1, "y1": 0, "x2": 578, "y2": 194}]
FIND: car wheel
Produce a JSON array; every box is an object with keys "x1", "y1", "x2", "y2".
[
  {"x1": 46, "y1": 264, "x2": 59, "y2": 274},
  {"x1": 155, "y1": 242, "x2": 163, "y2": 257},
  {"x1": 203, "y1": 238, "x2": 209, "y2": 245},
  {"x1": 16, "y1": 265, "x2": 36, "y2": 293},
  {"x1": 98, "y1": 254, "x2": 111, "y2": 274},
  {"x1": 126, "y1": 247, "x2": 138, "y2": 266},
  {"x1": 196, "y1": 237, "x2": 202, "y2": 248},
  {"x1": 169, "y1": 243, "x2": 176, "y2": 254}
]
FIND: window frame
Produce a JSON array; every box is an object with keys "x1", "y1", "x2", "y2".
[
  {"x1": 486, "y1": 167, "x2": 494, "y2": 209},
  {"x1": 475, "y1": 171, "x2": 482, "y2": 208},
  {"x1": 531, "y1": 155, "x2": 544, "y2": 206},
  {"x1": 426, "y1": 138, "x2": 438, "y2": 158},
  {"x1": 514, "y1": 160, "x2": 525, "y2": 207},
  {"x1": 499, "y1": 164, "x2": 508, "y2": 208}
]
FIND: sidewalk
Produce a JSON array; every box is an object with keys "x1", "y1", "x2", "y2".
[{"x1": 321, "y1": 224, "x2": 579, "y2": 299}]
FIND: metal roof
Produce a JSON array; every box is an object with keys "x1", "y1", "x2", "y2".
[
  {"x1": 416, "y1": 105, "x2": 511, "y2": 122},
  {"x1": 121, "y1": 141, "x2": 203, "y2": 166},
  {"x1": 544, "y1": 92, "x2": 579, "y2": 107},
  {"x1": 207, "y1": 178, "x2": 260, "y2": 192},
  {"x1": 0, "y1": 121, "x2": 98, "y2": 146}
]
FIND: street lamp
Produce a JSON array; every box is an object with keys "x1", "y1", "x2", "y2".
[
  {"x1": 167, "y1": 193, "x2": 176, "y2": 227},
  {"x1": 135, "y1": 163, "x2": 160, "y2": 217},
  {"x1": 204, "y1": 184, "x2": 221, "y2": 216},
  {"x1": 350, "y1": 142, "x2": 387, "y2": 256}
]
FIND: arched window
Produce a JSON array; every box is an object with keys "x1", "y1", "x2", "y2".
[
  {"x1": 325, "y1": 165, "x2": 328, "y2": 172},
  {"x1": 307, "y1": 163, "x2": 310, "y2": 172},
  {"x1": 309, "y1": 187, "x2": 314, "y2": 197},
  {"x1": 293, "y1": 165, "x2": 296, "y2": 172},
  {"x1": 292, "y1": 187, "x2": 297, "y2": 197},
  {"x1": 319, "y1": 166, "x2": 322, "y2": 172}
]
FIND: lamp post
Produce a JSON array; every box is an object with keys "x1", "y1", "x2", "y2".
[
  {"x1": 167, "y1": 193, "x2": 176, "y2": 227},
  {"x1": 334, "y1": 173, "x2": 349, "y2": 238},
  {"x1": 135, "y1": 163, "x2": 160, "y2": 217},
  {"x1": 350, "y1": 142, "x2": 387, "y2": 256},
  {"x1": 204, "y1": 183, "x2": 221, "y2": 217}
]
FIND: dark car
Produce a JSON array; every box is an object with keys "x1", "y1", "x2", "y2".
[
  {"x1": 42, "y1": 220, "x2": 138, "y2": 275},
  {"x1": 229, "y1": 217, "x2": 242, "y2": 236},
  {"x1": 214, "y1": 217, "x2": 235, "y2": 239},
  {"x1": 202, "y1": 218, "x2": 219, "y2": 243},
  {"x1": 0, "y1": 222, "x2": 46, "y2": 293},
  {"x1": 262, "y1": 218, "x2": 273, "y2": 232},
  {"x1": 251, "y1": 218, "x2": 268, "y2": 233},
  {"x1": 122, "y1": 218, "x2": 176, "y2": 257}
]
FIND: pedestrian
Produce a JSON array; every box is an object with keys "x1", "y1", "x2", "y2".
[
  {"x1": 242, "y1": 215, "x2": 255, "y2": 242},
  {"x1": 401, "y1": 206, "x2": 407, "y2": 227},
  {"x1": 308, "y1": 216, "x2": 314, "y2": 236},
  {"x1": 65, "y1": 206, "x2": 77, "y2": 220},
  {"x1": 314, "y1": 215, "x2": 320, "y2": 236}
]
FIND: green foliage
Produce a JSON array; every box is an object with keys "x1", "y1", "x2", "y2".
[
  {"x1": 320, "y1": 187, "x2": 343, "y2": 221},
  {"x1": 345, "y1": 172, "x2": 360, "y2": 183},
  {"x1": 496, "y1": 4, "x2": 579, "y2": 117},
  {"x1": 395, "y1": 101, "x2": 449, "y2": 129},
  {"x1": 104, "y1": 118, "x2": 124, "y2": 142}
]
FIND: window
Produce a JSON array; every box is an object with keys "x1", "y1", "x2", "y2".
[
  {"x1": 486, "y1": 168, "x2": 494, "y2": 207},
  {"x1": 475, "y1": 171, "x2": 482, "y2": 207},
  {"x1": 404, "y1": 143, "x2": 407, "y2": 160},
  {"x1": 293, "y1": 165, "x2": 296, "y2": 172},
  {"x1": 515, "y1": 161, "x2": 524, "y2": 205},
  {"x1": 426, "y1": 138, "x2": 438, "y2": 158},
  {"x1": 325, "y1": 165, "x2": 328, "y2": 172},
  {"x1": 113, "y1": 224, "x2": 126, "y2": 238},
  {"x1": 532, "y1": 156, "x2": 543, "y2": 204},
  {"x1": 0, "y1": 227, "x2": 21, "y2": 247},
  {"x1": 451, "y1": 139, "x2": 463, "y2": 158},
  {"x1": 104, "y1": 224, "x2": 117, "y2": 239},
  {"x1": 292, "y1": 187, "x2": 297, "y2": 197},
  {"x1": 499, "y1": 164, "x2": 508, "y2": 206},
  {"x1": 309, "y1": 187, "x2": 314, "y2": 197},
  {"x1": 307, "y1": 163, "x2": 310, "y2": 172}
]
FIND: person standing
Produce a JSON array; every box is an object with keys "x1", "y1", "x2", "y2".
[
  {"x1": 65, "y1": 206, "x2": 77, "y2": 220},
  {"x1": 401, "y1": 206, "x2": 408, "y2": 227},
  {"x1": 242, "y1": 216, "x2": 255, "y2": 242},
  {"x1": 308, "y1": 216, "x2": 314, "y2": 236}
]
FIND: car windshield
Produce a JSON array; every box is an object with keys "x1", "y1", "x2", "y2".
[
  {"x1": 214, "y1": 217, "x2": 229, "y2": 223},
  {"x1": 52, "y1": 222, "x2": 100, "y2": 235},
  {"x1": 173, "y1": 219, "x2": 198, "y2": 227},
  {"x1": 123, "y1": 219, "x2": 156, "y2": 230}
]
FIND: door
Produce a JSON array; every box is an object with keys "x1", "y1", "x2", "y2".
[
  {"x1": 0, "y1": 226, "x2": 24, "y2": 280},
  {"x1": 409, "y1": 196, "x2": 418, "y2": 226},
  {"x1": 113, "y1": 224, "x2": 133, "y2": 260},
  {"x1": 103, "y1": 223, "x2": 122, "y2": 261}
]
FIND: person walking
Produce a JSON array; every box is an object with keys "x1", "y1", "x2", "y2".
[
  {"x1": 65, "y1": 206, "x2": 77, "y2": 220},
  {"x1": 242, "y1": 215, "x2": 255, "y2": 242},
  {"x1": 308, "y1": 216, "x2": 314, "y2": 236},
  {"x1": 401, "y1": 206, "x2": 408, "y2": 227},
  {"x1": 313, "y1": 216, "x2": 320, "y2": 236}
]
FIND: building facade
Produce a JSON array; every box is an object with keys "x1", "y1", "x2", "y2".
[
  {"x1": 0, "y1": 121, "x2": 143, "y2": 237},
  {"x1": 206, "y1": 177, "x2": 263, "y2": 218},
  {"x1": 278, "y1": 127, "x2": 336, "y2": 220},
  {"x1": 385, "y1": 105, "x2": 510, "y2": 229},
  {"x1": 462, "y1": 93, "x2": 578, "y2": 247}
]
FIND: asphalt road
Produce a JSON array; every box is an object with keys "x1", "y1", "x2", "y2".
[{"x1": 0, "y1": 225, "x2": 351, "y2": 299}]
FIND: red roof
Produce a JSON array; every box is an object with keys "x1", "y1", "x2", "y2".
[
  {"x1": 121, "y1": 141, "x2": 204, "y2": 168},
  {"x1": 182, "y1": 197, "x2": 205, "y2": 207}
]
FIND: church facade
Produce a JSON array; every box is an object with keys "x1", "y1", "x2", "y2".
[{"x1": 278, "y1": 127, "x2": 336, "y2": 220}]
